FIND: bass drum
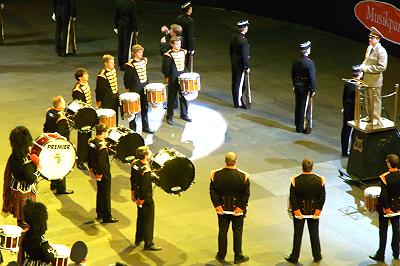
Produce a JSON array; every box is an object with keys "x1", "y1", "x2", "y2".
[
  {"x1": 150, "y1": 148, "x2": 195, "y2": 195},
  {"x1": 65, "y1": 100, "x2": 98, "y2": 132},
  {"x1": 106, "y1": 125, "x2": 144, "y2": 163}
]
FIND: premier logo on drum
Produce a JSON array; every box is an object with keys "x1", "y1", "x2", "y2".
[{"x1": 47, "y1": 144, "x2": 71, "y2": 149}]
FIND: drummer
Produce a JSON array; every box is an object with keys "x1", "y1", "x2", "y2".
[
  {"x1": 162, "y1": 36, "x2": 192, "y2": 125},
  {"x1": 369, "y1": 154, "x2": 400, "y2": 262},
  {"x1": 124, "y1": 44, "x2": 154, "y2": 134},
  {"x1": 130, "y1": 146, "x2": 162, "y2": 250},
  {"x1": 2, "y1": 126, "x2": 39, "y2": 229},
  {"x1": 43, "y1": 96, "x2": 74, "y2": 195},
  {"x1": 72, "y1": 68, "x2": 92, "y2": 171},
  {"x1": 20, "y1": 201, "x2": 56, "y2": 265}
]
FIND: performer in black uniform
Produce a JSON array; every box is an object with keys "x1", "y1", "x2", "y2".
[
  {"x1": 341, "y1": 65, "x2": 363, "y2": 157},
  {"x1": 3, "y1": 126, "x2": 39, "y2": 228},
  {"x1": 124, "y1": 44, "x2": 154, "y2": 134},
  {"x1": 72, "y1": 68, "x2": 92, "y2": 170},
  {"x1": 285, "y1": 158, "x2": 325, "y2": 264},
  {"x1": 369, "y1": 154, "x2": 400, "y2": 262},
  {"x1": 291, "y1": 41, "x2": 316, "y2": 134},
  {"x1": 53, "y1": 0, "x2": 77, "y2": 57},
  {"x1": 210, "y1": 152, "x2": 250, "y2": 264},
  {"x1": 175, "y1": 1, "x2": 195, "y2": 69},
  {"x1": 162, "y1": 36, "x2": 191, "y2": 125},
  {"x1": 230, "y1": 20, "x2": 250, "y2": 109},
  {"x1": 96, "y1": 54, "x2": 120, "y2": 125},
  {"x1": 130, "y1": 146, "x2": 162, "y2": 251},
  {"x1": 114, "y1": 0, "x2": 139, "y2": 70},
  {"x1": 88, "y1": 123, "x2": 118, "y2": 223},
  {"x1": 43, "y1": 95, "x2": 73, "y2": 195},
  {"x1": 0, "y1": 1, "x2": 5, "y2": 45},
  {"x1": 160, "y1": 24, "x2": 183, "y2": 56},
  {"x1": 20, "y1": 201, "x2": 56, "y2": 265}
]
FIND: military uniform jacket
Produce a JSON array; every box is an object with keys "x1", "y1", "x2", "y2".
[
  {"x1": 343, "y1": 80, "x2": 356, "y2": 120},
  {"x1": 22, "y1": 233, "x2": 55, "y2": 264},
  {"x1": 72, "y1": 82, "x2": 92, "y2": 105},
  {"x1": 130, "y1": 159, "x2": 154, "y2": 206},
  {"x1": 114, "y1": 0, "x2": 138, "y2": 31},
  {"x1": 96, "y1": 68, "x2": 119, "y2": 109},
  {"x1": 291, "y1": 55, "x2": 316, "y2": 93},
  {"x1": 209, "y1": 166, "x2": 250, "y2": 211},
  {"x1": 379, "y1": 168, "x2": 400, "y2": 212},
  {"x1": 362, "y1": 43, "x2": 388, "y2": 87},
  {"x1": 9, "y1": 154, "x2": 39, "y2": 185},
  {"x1": 43, "y1": 108, "x2": 70, "y2": 140},
  {"x1": 124, "y1": 58, "x2": 149, "y2": 93},
  {"x1": 175, "y1": 13, "x2": 195, "y2": 51},
  {"x1": 162, "y1": 49, "x2": 187, "y2": 83},
  {"x1": 53, "y1": 0, "x2": 76, "y2": 19},
  {"x1": 230, "y1": 32, "x2": 250, "y2": 71},
  {"x1": 88, "y1": 138, "x2": 111, "y2": 179},
  {"x1": 289, "y1": 173, "x2": 325, "y2": 214}
]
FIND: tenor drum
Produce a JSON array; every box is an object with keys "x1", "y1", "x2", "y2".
[
  {"x1": 96, "y1": 109, "x2": 116, "y2": 129},
  {"x1": 65, "y1": 100, "x2": 98, "y2": 132},
  {"x1": 150, "y1": 148, "x2": 195, "y2": 194},
  {"x1": 178, "y1": 72, "x2": 200, "y2": 101},
  {"x1": 364, "y1": 186, "x2": 381, "y2": 212},
  {"x1": 31, "y1": 133, "x2": 76, "y2": 180},
  {"x1": 106, "y1": 125, "x2": 144, "y2": 163},
  {"x1": 51, "y1": 244, "x2": 70, "y2": 266},
  {"x1": 120, "y1": 92, "x2": 141, "y2": 115},
  {"x1": 144, "y1": 83, "x2": 166, "y2": 106},
  {"x1": 0, "y1": 225, "x2": 23, "y2": 252}
]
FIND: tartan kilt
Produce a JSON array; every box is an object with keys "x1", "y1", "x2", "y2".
[{"x1": 11, "y1": 190, "x2": 36, "y2": 220}]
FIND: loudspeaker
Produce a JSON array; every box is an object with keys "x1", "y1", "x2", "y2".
[{"x1": 347, "y1": 128, "x2": 400, "y2": 180}]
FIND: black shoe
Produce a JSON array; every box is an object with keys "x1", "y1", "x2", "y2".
[
  {"x1": 77, "y1": 162, "x2": 89, "y2": 171},
  {"x1": 142, "y1": 128, "x2": 155, "y2": 134},
  {"x1": 144, "y1": 244, "x2": 162, "y2": 251},
  {"x1": 394, "y1": 255, "x2": 399, "y2": 260},
  {"x1": 284, "y1": 255, "x2": 298, "y2": 264},
  {"x1": 369, "y1": 254, "x2": 384, "y2": 262},
  {"x1": 167, "y1": 118, "x2": 174, "y2": 125},
  {"x1": 180, "y1": 115, "x2": 192, "y2": 122},
  {"x1": 132, "y1": 240, "x2": 143, "y2": 247},
  {"x1": 234, "y1": 255, "x2": 249, "y2": 264},
  {"x1": 58, "y1": 52, "x2": 67, "y2": 57},
  {"x1": 313, "y1": 256, "x2": 322, "y2": 263},
  {"x1": 55, "y1": 190, "x2": 74, "y2": 195},
  {"x1": 102, "y1": 217, "x2": 118, "y2": 223},
  {"x1": 215, "y1": 255, "x2": 225, "y2": 264}
]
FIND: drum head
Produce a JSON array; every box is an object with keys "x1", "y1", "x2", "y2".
[
  {"x1": 75, "y1": 107, "x2": 98, "y2": 132},
  {"x1": 151, "y1": 149, "x2": 195, "y2": 194},
  {"x1": 116, "y1": 132, "x2": 145, "y2": 163}
]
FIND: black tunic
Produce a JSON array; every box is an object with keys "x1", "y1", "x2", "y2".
[
  {"x1": 43, "y1": 108, "x2": 70, "y2": 140},
  {"x1": 21, "y1": 232, "x2": 55, "y2": 264},
  {"x1": 130, "y1": 159, "x2": 154, "y2": 206}
]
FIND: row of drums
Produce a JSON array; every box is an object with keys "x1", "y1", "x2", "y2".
[
  {"x1": 0, "y1": 225, "x2": 70, "y2": 265},
  {"x1": 364, "y1": 186, "x2": 400, "y2": 217}
]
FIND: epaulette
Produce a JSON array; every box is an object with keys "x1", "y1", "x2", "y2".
[
  {"x1": 380, "y1": 171, "x2": 390, "y2": 185},
  {"x1": 97, "y1": 69, "x2": 107, "y2": 79},
  {"x1": 290, "y1": 174, "x2": 301, "y2": 187},
  {"x1": 125, "y1": 60, "x2": 134, "y2": 68},
  {"x1": 164, "y1": 50, "x2": 172, "y2": 57},
  {"x1": 314, "y1": 173, "x2": 326, "y2": 186},
  {"x1": 99, "y1": 141, "x2": 107, "y2": 150},
  {"x1": 210, "y1": 168, "x2": 222, "y2": 181},
  {"x1": 144, "y1": 57, "x2": 148, "y2": 64},
  {"x1": 237, "y1": 168, "x2": 250, "y2": 182},
  {"x1": 56, "y1": 112, "x2": 67, "y2": 123}
]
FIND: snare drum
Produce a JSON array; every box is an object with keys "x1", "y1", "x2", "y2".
[
  {"x1": 96, "y1": 109, "x2": 116, "y2": 129},
  {"x1": 144, "y1": 83, "x2": 166, "y2": 106},
  {"x1": 31, "y1": 133, "x2": 76, "y2": 180},
  {"x1": 106, "y1": 125, "x2": 145, "y2": 163},
  {"x1": 178, "y1": 72, "x2": 200, "y2": 101},
  {"x1": 0, "y1": 225, "x2": 23, "y2": 252},
  {"x1": 364, "y1": 186, "x2": 381, "y2": 212},
  {"x1": 120, "y1": 92, "x2": 141, "y2": 115},
  {"x1": 51, "y1": 244, "x2": 70, "y2": 266},
  {"x1": 150, "y1": 148, "x2": 195, "y2": 194},
  {"x1": 65, "y1": 100, "x2": 98, "y2": 132}
]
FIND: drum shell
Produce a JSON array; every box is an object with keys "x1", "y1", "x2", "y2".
[
  {"x1": 96, "y1": 109, "x2": 116, "y2": 129},
  {"x1": 145, "y1": 83, "x2": 166, "y2": 104},
  {"x1": 0, "y1": 225, "x2": 22, "y2": 251},
  {"x1": 120, "y1": 92, "x2": 141, "y2": 115},
  {"x1": 65, "y1": 100, "x2": 98, "y2": 132},
  {"x1": 106, "y1": 126, "x2": 145, "y2": 163},
  {"x1": 178, "y1": 73, "x2": 201, "y2": 93},
  {"x1": 364, "y1": 186, "x2": 381, "y2": 212},
  {"x1": 51, "y1": 244, "x2": 70, "y2": 266}
]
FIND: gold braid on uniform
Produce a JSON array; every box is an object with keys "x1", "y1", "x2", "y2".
[
  {"x1": 74, "y1": 83, "x2": 92, "y2": 105},
  {"x1": 130, "y1": 57, "x2": 148, "y2": 83},
  {"x1": 170, "y1": 49, "x2": 187, "y2": 72},
  {"x1": 104, "y1": 68, "x2": 118, "y2": 94}
]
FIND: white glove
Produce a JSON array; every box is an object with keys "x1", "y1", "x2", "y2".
[
  {"x1": 246, "y1": 68, "x2": 250, "y2": 73},
  {"x1": 52, "y1": 12, "x2": 56, "y2": 21},
  {"x1": 190, "y1": 50, "x2": 195, "y2": 55},
  {"x1": 0, "y1": 3, "x2": 5, "y2": 9},
  {"x1": 312, "y1": 91, "x2": 316, "y2": 97},
  {"x1": 114, "y1": 28, "x2": 118, "y2": 34}
]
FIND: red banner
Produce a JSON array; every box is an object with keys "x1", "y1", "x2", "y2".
[{"x1": 355, "y1": 1, "x2": 400, "y2": 45}]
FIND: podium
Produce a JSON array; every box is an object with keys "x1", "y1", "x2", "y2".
[{"x1": 346, "y1": 81, "x2": 399, "y2": 180}]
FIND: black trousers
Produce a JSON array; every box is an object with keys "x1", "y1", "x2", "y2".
[
  {"x1": 231, "y1": 66, "x2": 246, "y2": 108},
  {"x1": 117, "y1": 24, "x2": 136, "y2": 68},
  {"x1": 290, "y1": 217, "x2": 321, "y2": 259},
  {"x1": 55, "y1": 15, "x2": 69, "y2": 55},
  {"x1": 376, "y1": 213, "x2": 400, "y2": 258},
  {"x1": 50, "y1": 177, "x2": 67, "y2": 193},
  {"x1": 217, "y1": 214, "x2": 244, "y2": 259},
  {"x1": 294, "y1": 86, "x2": 309, "y2": 133},
  {"x1": 129, "y1": 89, "x2": 149, "y2": 131},
  {"x1": 135, "y1": 204, "x2": 155, "y2": 246},
  {"x1": 166, "y1": 81, "x2": 188, "y2": 119},
  {"x1": 77, "y1": 131, "x2": 91, "y2": 163},
  {"x1": 96, "y1": 177, "x2": 111, "y2": 219}
]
